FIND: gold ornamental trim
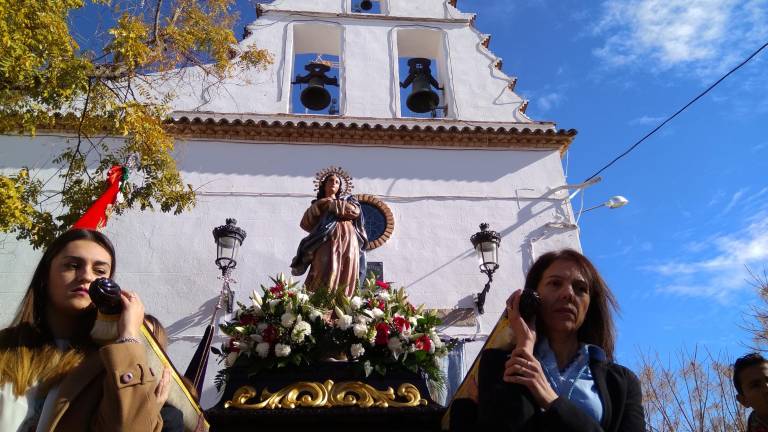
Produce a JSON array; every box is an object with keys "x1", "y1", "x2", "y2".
[{"x1": 224, "y1": 380, "x2": 428, "y2": 410}]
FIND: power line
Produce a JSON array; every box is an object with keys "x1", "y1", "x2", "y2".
[{"x1": 584, "y1": 39, "x2": 768, "y2": 183}]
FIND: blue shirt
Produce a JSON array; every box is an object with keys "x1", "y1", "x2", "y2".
[{"x1": 535, "y1": 338, "x2": 604, "y2": 423}]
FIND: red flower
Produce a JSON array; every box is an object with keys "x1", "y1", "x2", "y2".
[
  {"x1": 393, "y1": 316, "x2": 410, "y2": 333},
  {"x1": 269, "y1": 283, "x2": 285, "y2": 298},
  {"x1": 375, "y1": 280, "x2": 391, "y2": 291},
  {"x1": 227, "y1": 338, "x2": 241, "y2": 352},
  {"x1": 414, "y1": 335, "x2": 432, "y2": 352},
  {"x1": 375, "y1": 322, "x2": 390, "y2": 345},
  {"x1": 261, "y1": 325, "x2": 278, "y2": 344},
  {"x1": 368, "y1": 299, "x2": 386, "y2": 310},
  {"x1": 239, "y1": 313, "x2": 257, "y2": 325}
]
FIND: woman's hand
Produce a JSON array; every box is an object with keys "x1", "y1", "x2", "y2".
[
  {"x1": 506, "y1": 290, "x2": 536, "y2": 353},
  {"x1": 117, "y1": 290, "x2": 145, "y2": 339},
  {"x1": 155, "y1": 367, "x2": 171, "y2": 407},
  {"x1": 503, "y1": 348, "x2": 558, "y2": 409}
]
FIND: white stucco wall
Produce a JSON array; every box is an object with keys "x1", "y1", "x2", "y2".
[{"x1": 0, "y1": 133, "x2": 580, "y2": 407}]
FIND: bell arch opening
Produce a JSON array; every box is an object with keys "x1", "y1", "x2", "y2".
[
  {"x1": 395, "y1": 28, "x2": 449, "y2": 119},
  {"x1": 290, "y1": 23, "x2": 343, "y2": 115}
]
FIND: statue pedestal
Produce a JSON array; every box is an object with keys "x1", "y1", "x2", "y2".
[{"x1": 206, "y1": 361, "x2": 446, "y2": 431}]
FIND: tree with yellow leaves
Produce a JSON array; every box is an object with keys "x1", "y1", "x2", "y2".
[{"x1": 0, "y1": 0, "x2": 272, "y2": 248}]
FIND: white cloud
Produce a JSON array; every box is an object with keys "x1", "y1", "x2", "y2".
[
  {"x1": 644, "y1": 208, "x2": 768, "y2": 302},
  {"x1": 594, "y1": 0, "x2": 768, "y2": 78},
  {"x1": 537, "y1": 92, "x2": 564, "y2": 111},
  {"x1": 628, "y1": 115, "x2": 665, "y2": 126},
  {"x1": 721, "y1": 188, "x2": 748, "y2": 215}
]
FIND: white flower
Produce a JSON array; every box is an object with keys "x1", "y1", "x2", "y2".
[
  {"x1": 408, "y1": 316, "x2": 418, "y2": 327},
  {"x1": 275, "y1": 343, "x2": 292, "y2": 357},
  {"x1": 268, "y1": 299, "x2": 282, "y2": 309},
  {"x1": 377, "y1": 292, "x2": 390, "y2": 301},
  {"x1": 281, "y1": 312, "x2": 296, "y2": 328},
  {"x1": 225, "y1": 351, "x2": 240, "y2": 367},
  {"x1": 251, "y1": 290, "x2": 263, "y2": 306},
  {"x1": 297, "y1": 293, "x2": 310, "y2": 303},
  {"x1": 371, "y1": 308, "x2": 384, "y2": 319},
  {"x1": 336, "y1": 314, "x2": 353, "y2": 331},
  {"x1": 255, "y1": 342, "x2": 270, "y2": 358},
  {"x1": 292, "y1": 320, "x2": 312, "y2": 342},
  {"x1": 350, "y1": 343, "x2": 365, "y2": 358},
  {"x1": 353, "y1": 323, "x2": 368, "y2": 338},
  {"x1": 309, "y1": 309, "x2": 322, "y2": 321},
  {"x1": 402, "y1": 328, "x2": 412, "y2": 338},
  {"x1": 354, "y1": 314, "x2": 370, "y2": 325},
  {"x1": 250, "y1": 334, "x2": 263, "y2": 343},
  {"x1": 350, "y1": 296, "x2": 363, "y2": 309},
  {"x1": 387, "y1": 337, "x2": 403, "y2": 357},
  {"x1": 257, "y1": 323, "x2": 269, "y2": 331}
]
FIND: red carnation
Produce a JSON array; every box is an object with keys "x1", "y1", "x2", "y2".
[
  {"x1": 375, "y1": 322, "x2": 390, "y2": 345},
  {"x1": 414, "y1": 335, "x2": 432, "y2": 352},
  {"x1": 375, "y1": 280, "x2": 391, "y2": 291},
  {"x1": 393, "y1": 316, "x2": 410, "y2": 333},
  {"x1": 261, "y1": 325, "x2": 279, "y2": 344}
]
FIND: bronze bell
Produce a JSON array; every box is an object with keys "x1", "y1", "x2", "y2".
[
  {"x1": 399, "y1": 58, "x2": 442, "y2": 113},
  {"x1": 360, "y1": 0, "x2": 373, "y2": 10},
  {"x1": 292, "y1": 63, "x2": 339, "y2": 111}
]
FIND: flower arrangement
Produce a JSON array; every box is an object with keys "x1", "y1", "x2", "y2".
[
  {"x1": 215, "y1": 274, "x2": 455, "y2": 389},
  {"x1": 328, "y1": 276, "x2": 454, "y2": 384},
  {"x1": 216, "y1": 275, "x2": 324, "y2": 380}
]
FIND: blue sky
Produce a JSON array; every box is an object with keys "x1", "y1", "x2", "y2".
[
  {"x1": 71, "y1": 0, "x2": 768, "y2": 369},
  {"x1": 455, "y1": 0, "x2": 768, "y2": 368}
]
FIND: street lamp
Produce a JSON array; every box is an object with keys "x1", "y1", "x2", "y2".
[
  {"x1": 470, "y1": 223, "x2": 501, "y2": 314},
  {"x1": 184, "y1": 218, "x2": 247, "y2": 395},
  {"x1": 213, "y1": 218, "x2": 247, "y2": 273},
  {"x1": 582, "y1": 195, "x2": 629, "y2": 213}
]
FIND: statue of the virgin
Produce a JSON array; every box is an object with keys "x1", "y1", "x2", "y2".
[{"x1": 290, "y1": 166, "x2": 368, "y2": 302}]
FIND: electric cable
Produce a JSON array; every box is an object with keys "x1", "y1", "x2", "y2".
[{"x1": 583, "y1": 39, "x2": 768, "y2": 183}]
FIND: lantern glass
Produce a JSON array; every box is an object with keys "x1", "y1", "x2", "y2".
[
  {"x1": 216, "y1": 235, "x2": 240, "y2": 270},
  {"x1": 476, "y1": 241, "x2": 498, "y2": 272}
]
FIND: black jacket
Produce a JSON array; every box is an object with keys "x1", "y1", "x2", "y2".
[{"x1": 450, "y1": 348, "x2": 645, "y2": 432}]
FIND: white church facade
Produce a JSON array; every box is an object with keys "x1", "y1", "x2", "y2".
[{"x1": 0, "y1": 0, "x2": 581, "y2": 408}]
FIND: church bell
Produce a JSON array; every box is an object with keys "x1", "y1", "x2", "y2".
[
  {"x1": 399, "y1": 58, "x2": 442, "y2": 113},
  {"x1": 292, "y1": 62, "x2": 339, "y2": 111}
]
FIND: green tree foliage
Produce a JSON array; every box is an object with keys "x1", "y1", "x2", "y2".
[{"x1": 0, "y1": 0, "x2": 272, "y2": 248}]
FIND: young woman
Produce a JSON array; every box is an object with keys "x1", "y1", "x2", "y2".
[
  {"x1": 0, "y1": 229, "x2": 166, "y2": 431},
  {"x1": 450, "y1": 249, "x2": 645, "y2": 432}
]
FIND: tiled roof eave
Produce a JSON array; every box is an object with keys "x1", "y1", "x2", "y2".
[{"x1": 165, "y1": 116, "x2": 577, "y2": 154}]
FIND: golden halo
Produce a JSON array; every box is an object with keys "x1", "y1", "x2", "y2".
[{"x1": 314, "y1": 166, "x2": 354, "y2": 196}]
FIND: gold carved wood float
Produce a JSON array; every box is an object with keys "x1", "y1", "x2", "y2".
[{"x1": 224, "y1": 380, "x2": 428, "y2": 410}]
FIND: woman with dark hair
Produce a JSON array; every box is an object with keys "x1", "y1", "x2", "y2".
[
  {"x1": 450, "y1": 249, "x2": 644, "y2": 432},
  {"x1": 290, "y1": 167, "x2": 368, "y2": 302},
  {"x1": 0, "y1": 229, "x2": 166, "y2": 431}
]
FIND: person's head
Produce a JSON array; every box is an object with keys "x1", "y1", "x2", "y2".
[
  {"x1": 735, "y1": 353, "x2": 768, "y2": 418},
  {"x1": 524, "y1": 249, "x2": 618, "y2": 360},
  {"x1": 316, "y1": 174, "x2": 343, "y2": 200},
  {"x1": 144, "y1": 314, "x2": 169, "y2": 349},
  {"x1": 12, "y1": 229, "x2": 116, "y2": 339}
]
